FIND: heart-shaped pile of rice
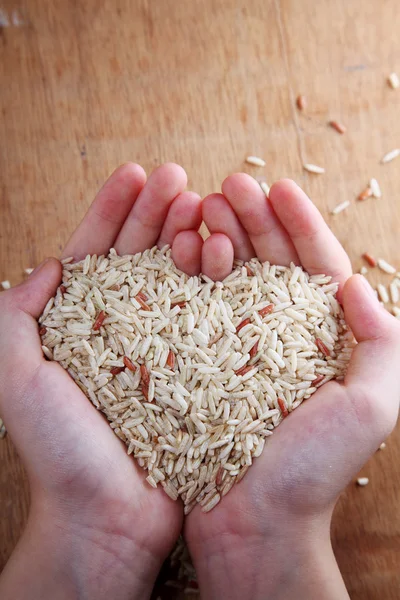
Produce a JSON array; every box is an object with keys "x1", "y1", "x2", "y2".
[{"x1": 39, "y1": 246, "x2": 353, "y2": 513}]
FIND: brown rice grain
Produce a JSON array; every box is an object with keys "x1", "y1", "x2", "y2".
[
  {"x1": 296, "y1": 94, "x2": 306, "y2": 110},
  {"x1": 329, "y1": 120, "x2": 346, "y2": 134}
]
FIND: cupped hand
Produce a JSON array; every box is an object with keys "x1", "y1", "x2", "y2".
[
  {"x1": 185, "y1": 175, "x2": 400, "y2": 599},
  {"x1": 0, "y1": 163, "x2": 204, "y2": 599}
]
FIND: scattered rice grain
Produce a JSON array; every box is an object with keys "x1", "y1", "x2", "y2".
[
  {"x1": 377, "y1": 284, "x2": 389, "y2": 304},
  {"x1": 388, "y1": 72, "x2": 400, "y2": 89},
  {"x1": 303, "y1": 164, "x2": 325, "y2": 174},
  {"x1": 356, "y1": 477, "x2": 369, "y2": 487},
  {"x1": 381, "y1": 149, "x2": 400, "y2": 164},
  {"x1": 296, "y1": 94, "x2": 306, "y2": 110},
  {"x1": 329, "y1": 120, "x2": 346, "y2": 134},
  {"x1": 362, "y1": 253, "x2": 377, "y2": 267},
  {"x1": 260, "y1": 181, "x2": 270, "y2": 197},
  {"x1": 369, "y1": 178, "x2": 381, "y2": 198},
  {"x1": 331, "y1": 200, "x2": 350, "y2": 215},
  {"x1": 390, "y1": 282, "x2": 399, "y2": 304},
  {"x1": 377, "y1": 259, "x2": 396, "y2": 275},
  {"x1": 357, "y1": 187, "x2": 372, "y2": 201},
  {"x1": 246, "y1": 156, "x2": 266, "y2": 167}
]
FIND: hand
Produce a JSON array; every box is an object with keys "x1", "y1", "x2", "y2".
[
  {"x1": 0, "y1": 163, "x2": 204, "y2": 600},
  {"x1": 185, "y1": 175, "x2": 400, "y2": 600}
]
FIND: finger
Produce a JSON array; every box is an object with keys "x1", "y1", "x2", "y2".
[
  {"x1": 9, "y1": 258, "x2": 62, "y2": 319},
  {"x1": 221, "y1": 174, "x2": 299, "y2": 265},
  {"x1": 202, "y1": 193, "x2": 255, "y2": 261},
  {"x1": 344, "y1": 275, "x2": 400, "y2": 384},
  {"x1": 0, "y1": 259, "x2": 62, "y2": 388},
  {"x1": 201, "y1": 233, "x2": 234, "y2": 281},
  {"x1": 158, "y1": 191, "x2": 202, "y2": 248},
  {"x1": 269, "y1": 179, "x2": 352, "y2": 290},
  {"x1": 343, "y1": 275, "x2": 400, "y2": 435},
  {"x1": 62, "y1": 163, "x2": 146, "y2": 260},
  {"x1": 172, "y1": 231, "x2": 203, "y2": 276},
  {"x1": 114, "y1": 163, "x2": 188, "y2": 255}
]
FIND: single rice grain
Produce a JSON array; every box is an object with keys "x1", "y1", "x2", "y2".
[
  {"x1": 331, "y1": 200, "x2": 350, "y2": 215},
  {"x1": 296, "y1": 95, "x2": 306, "y2": 110},
  {"x1": 377, "y1": 259, "x2": 396, "y2": 274},
  {"x1": 388, "y1": 73, "x2": 400, "y2": 89},
  {"x1": 303, "y1": 164, "x2": 325, "y2": 174},
  {"x1": 369, "y1": 178, "x2": 381, "y2": 198},
  {"x1": 246, "y1": 156, "x2": 266, "y2": 167},
  {"x1": 381, "y1": 149, "x2": 400, "y2": 164},
  {"x1": 356, "y1": 477, "x2": 369, "y2": 487},
  {"x1": 377, "y1": 284, "x2": 389, "y2": 303}
]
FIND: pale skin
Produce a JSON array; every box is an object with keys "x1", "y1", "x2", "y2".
[{"x1": 0, "y1": 163, "x2": 399, "y2": 599}]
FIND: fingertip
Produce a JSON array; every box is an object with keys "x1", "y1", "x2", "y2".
[
  {"x1": 104, "y1": 163, "x2": 147, "y2": 197},
  {"x1": 181, "y1": 190, "x2": 202, "y2": 203},
  {"x1": 13, "y1": 258, "x2": 62, "y2": 318},
  {"x1": 269, "y1": 178, "x2": 299, "y2": 202},
  {"x1": 169, "y1": 190, "x2": 202, "y2": 220},
  {"x1": 202, "y1": 194, "x2": 226, "y2": 226},
  {"x1": 201, "y1": 233, "x2": 234, "y2": 281},
  {"x1": 268, "y1": 179, "x2": 352, "y2": 285},
  {"x1": 343, "y1": 274, "x2": 377, "y2": 309},
  {"x1": 221, "y1": 172, "x2": 258, "y2": 198},
  {"x1": 157, "y1": 191, "x2": 202, "y2": 249},
  {"x1": 28, "y1": 257, "x2": 63, "y2": 285},
  {"x1": 202, "y1": 193, "x2": 225, "y2": 215},
  {"x1": 343, "y1": 274, "x2": 389, "y2": 342},
  {"x1": 62, "y1": 163, "x2": 147, "y2": 260},
  {"x1": 177, "y1": 191, "x2": 202, "y2": 229},
  {"x1": 176, "y1": 190, "x2": 202, "y2": 215},
  {"x1": 151, "y1": 162, "x2": 188, "y2": 193},
  {"x1": 268, "y1": 179, "x2": 310, "y2": 215},
  {"x1": 114, "y1": 163, "x2": 188, "y2": 255},
  {"x1": 116, "y1": 162, "x2": 147, "y2": 185},
  {"x1": 172, "y1": 230, "x2": 203, "y2": 276},
  {"x1": 202, "y1": 193, "x2": 255, "y2": 262}
]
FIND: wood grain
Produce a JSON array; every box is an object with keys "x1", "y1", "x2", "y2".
[{"x1": 0, "y1": 0, "x2": 399, "y2": 597}]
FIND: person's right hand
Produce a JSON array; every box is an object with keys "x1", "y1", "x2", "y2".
[{"x1": 185, "y1": 175, "x2": 400, "y2": 600}]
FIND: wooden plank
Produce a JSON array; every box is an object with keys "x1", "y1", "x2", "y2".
[{"x1": 0, "y1": 0, "x2": 399, "y2": 597}]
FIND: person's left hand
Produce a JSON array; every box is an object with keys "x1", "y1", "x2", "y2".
[{"x1": 0, "y1": 162, "x2": 205, "y2": 600}]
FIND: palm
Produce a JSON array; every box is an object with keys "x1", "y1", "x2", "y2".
[{"x1": 28, "y1": 355, "x2": 182, "y2": 558}]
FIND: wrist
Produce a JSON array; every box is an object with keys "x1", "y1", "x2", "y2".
[
  {"x1": 0, "y1": 502, "x2": 162, "y2": 600},
  {"x1": 188, "y1": 514, "x2": 349, "y2": 600}
]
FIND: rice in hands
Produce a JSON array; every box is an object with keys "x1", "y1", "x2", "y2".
[{"x1": 39, "y1": 246, "x2": 353, "y2": 513}]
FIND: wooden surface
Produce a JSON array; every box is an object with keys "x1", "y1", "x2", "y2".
[{"x1": 1, "y1": 0, "x2": 399, "y2": 597}]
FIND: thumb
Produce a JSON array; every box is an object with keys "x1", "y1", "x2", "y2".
[
  {"x1": 11, "y1": 257, "x2": 62, "y2": 318},
  {"x1": 343, "y1": 274, "x2": 400, "y2": 435},
  {"x1": 0, "y1": 258, "x2": 62, "y2": 399}
]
